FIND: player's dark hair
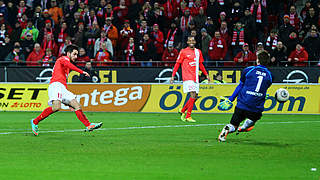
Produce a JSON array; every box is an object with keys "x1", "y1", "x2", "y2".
[
  {"x1": 64, "y1": 44, "x2": 79, "y2": 55},
  {"x1": 257, "y1": 50, "x2": 270, "y2": 66}
]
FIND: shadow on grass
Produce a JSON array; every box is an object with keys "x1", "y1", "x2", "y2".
[{"x1": 227, "y1": 138, "x2": 293, "y2": 147}]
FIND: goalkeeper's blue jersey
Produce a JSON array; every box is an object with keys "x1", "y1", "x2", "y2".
[{"x1": 233, "y1": 65, "x2": 272, "y2": 112}]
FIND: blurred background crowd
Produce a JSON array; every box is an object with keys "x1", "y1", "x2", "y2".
[{"x1": 0, "y1": 0, "x2": 319, "y2": 67}]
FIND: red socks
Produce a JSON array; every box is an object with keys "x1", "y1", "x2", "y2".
[
  {"x1": 186, "y1": 97, "x2": 196, "y2": 118},
  {"x1": 33, "y1": 107, "x2": 54, "y2": 125},
  {"x1": 181, "y1": 98, "x2": 192, "y2": 113},
  {"x1": 75, "y1": 109, "x2": 91, "y2": 127}
]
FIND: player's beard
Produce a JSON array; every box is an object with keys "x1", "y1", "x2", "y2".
[{"x1": 189, "y1": 43, "x2": 195, "y2": 49}]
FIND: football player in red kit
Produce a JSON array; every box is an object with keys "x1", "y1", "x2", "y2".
[
  {"x1": 170, "y1": 36, "x2": 210, "y2": 122},
  {"x1": 31, "y1": 45, "x2": 102, "y2": 136}
]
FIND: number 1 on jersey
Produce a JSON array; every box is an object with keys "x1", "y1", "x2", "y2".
[{"x1": 255, "y1": 76, "x2": 263, "y2": 92}]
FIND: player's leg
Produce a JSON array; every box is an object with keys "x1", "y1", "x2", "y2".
[
  {"x1": 218, "y1": 107, "x2": 245, "y2": 142},
  {"x1": 237, "y1": 111, "x2": 262, "y2": 133},
  {"x1": 185, "y1": 91, "x2": 197, "y2": 122},
  {"x1": 69, "y1": 99, "x2": 103, "y2": 131},
  {"x1": 31, "y1": 100, "x2": 60, "y2": 136}
]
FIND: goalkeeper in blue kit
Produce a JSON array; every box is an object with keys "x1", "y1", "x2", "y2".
[{"x1": 218, "y1": 50, "x2": 272, "y2": 142}]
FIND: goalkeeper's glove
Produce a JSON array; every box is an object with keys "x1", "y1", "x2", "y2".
[
  {"x1": 218, "y1": 96, "x2": 233, "y2": 110},
  {"x1": 265, "y1": 93, "x2": 269, "y2": 100}
]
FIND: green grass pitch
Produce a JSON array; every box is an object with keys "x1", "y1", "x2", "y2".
[{"x1": 0, "y1": 111, "x2": 319, "y2": 180}]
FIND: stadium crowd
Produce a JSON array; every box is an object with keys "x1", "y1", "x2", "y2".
[{"x1": 0, "y1": 0, "x2": 319, "y2": 67}]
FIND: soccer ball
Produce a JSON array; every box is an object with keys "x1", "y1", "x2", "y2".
[{"x1": 275, "y1": 88, "x2": 289, "y2": 102}]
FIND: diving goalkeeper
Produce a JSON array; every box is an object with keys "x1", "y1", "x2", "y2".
[{"x1": 218, "y1": 50, "x2": 272, "y2": 142}]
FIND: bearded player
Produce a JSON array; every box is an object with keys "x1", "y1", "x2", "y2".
[
  {"x1": 31, "y1": 45, "x2": 103, "y2": 136},
  {"x1": 170, "y1": 36, "x2": 210, "y2": 122}
]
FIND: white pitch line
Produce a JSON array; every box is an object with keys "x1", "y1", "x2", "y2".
[{"x1": 0, "y1": 121, "x2": 320, "y2": 135}]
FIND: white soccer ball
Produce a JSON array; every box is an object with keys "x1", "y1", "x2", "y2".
[{"x1": 275, "y1": 88, "x2": 289, "y2": 102}]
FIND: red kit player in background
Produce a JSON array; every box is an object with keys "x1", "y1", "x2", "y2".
[
  {"x1": 31, "y1": 45, "x2": 103, "y2": 136},
  {"x1": 170, "y1": 36, "x2": 210, "y2": 122}
]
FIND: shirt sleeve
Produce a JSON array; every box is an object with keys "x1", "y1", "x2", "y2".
[
  {"x1": 176, "y1": 50, "x2": 184, "y2": 63},
  {"x1": 229, "y1": 67, "x2": 250, "y2": 102},
  {"x1": 61, "y1": 59, "x2": 84, "y2": 74}
]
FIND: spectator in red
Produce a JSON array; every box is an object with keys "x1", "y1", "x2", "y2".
[
  {"x1": 161, "y1": 41, "x2": 178, "y2": 67},
  {"x1": 40, "y1": 48, "x2": 56, "y2": 67},
  {"x1": 164, "y1": 21, "x2": 182, "y2": 50},
  {"x1": 5, "y1": 42, "x2": 25, "y2": 66},
  {"x1": 58, "y1": 36, "x2": 72, "y2": 57},
  {"x1": 56, "y1": 22, "x2": 69, "y2": 47},
  {"x1": 42, "y1": 32, "x2": 58, "y2": 56},
  {"x1": 288, "y1": 44, "x2": 308, "y2": 66},
  {"x1": 38, "y1": 19, "x2": 54, "y2": 47},
  {"x1": 231, "y1": 21, "x2": 245, "y2": 57},
  {"x1": 136, "y1": 20, "x2": 150, "y2": 44},
  {"x1": 138, "y1": 33, "x2": 156, "y2": 67},
  {"x1": 208, "y1": 31, "x2": 228, "y2": 66},
  {"x1": 85, "y1": 20, "x2": 101, "y2": 58},
  {"x1": 234, "y1": 43, "x2": 256, "y2": 66},
  {"x1": 95, "y1": 41, "x2": 112, "y2": 66},
  {"x1": 124, "y1": 37, "x2": 138, "y2": 66},
  {"x1": 113, "y1": 0, "x2": 128, "y2": 28},
  {"x1": 265, "y1": 29, "x2": 278, "y2": 53},
  {"x1": 180, "y1": 8, "x2": 193, "y2": 32},
  {"x1": 219, "y1": 21, "x2": 231, "y2": 47},
  {"x1": 163, "y1": 0, "x2": 179, "y2": 22},
  {"x1": 218, "y1": 11, "x2": 229, "y2": 26},
  {"x1": 76, "y1": 47, "x2": 91, "y2": 67},
  {"x1": 26, "y1": 43, "x2": 44, "y2": 66},
  {"x1": 190, "y1": 0, "x2": 204, "y2": 16},
  {"x1": 288, "y1": 5, "x2": 301, "y2": 32},
  {"x1": 119, "y1": 20, "x2": 134, "y2": 53},
  {"x1": 151, "y1": 23, "x2": 164, "y2": 61}
]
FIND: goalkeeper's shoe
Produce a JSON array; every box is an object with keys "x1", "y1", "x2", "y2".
[
  {"x1": 237, "y1": 126, "x2": 254, "y2": 133},
  {"x1": 218, "y1": 126, "x2": 229, "y2": 142},
  {"x1": 185, "y1": 117, "x2": 196, "y2": 123},
  {"x1": 85, "y1": 122, "x2": 103, "y2": 132},
  {"x1": 30, "y1": 119, "x2": 39, "y2": 136}
]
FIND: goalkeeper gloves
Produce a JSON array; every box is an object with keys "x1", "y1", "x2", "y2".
[
  {"x1": 265, "y1": 93, "x2": 269, "y2": 100},
  {"x1": 218, "y1": 97, "x2": 233, "y2": 110}
]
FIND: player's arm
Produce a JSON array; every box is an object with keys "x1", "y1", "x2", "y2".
[
  {"x1": 228, "y1": 67, "x2": 251, "y2": 101},
  {"x1": 61, "y1": 59, "x2": 89, "y2": 76}
]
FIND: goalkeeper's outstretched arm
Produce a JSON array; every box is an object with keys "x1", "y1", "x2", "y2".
[{"x1": 228, "y1": 81, "x2": 244, "y2": 102}]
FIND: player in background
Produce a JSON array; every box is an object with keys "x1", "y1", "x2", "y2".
[
  {"x1": 170, "y1": 36, "x2": 210, "y2": 122},
  {"x1": 218, "y1": 50, "x2": 272, "y2": 142},
  {"x1": 30, "y1": 45, "x2": 103, "y2": 136}
]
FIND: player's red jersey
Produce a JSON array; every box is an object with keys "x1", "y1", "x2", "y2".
[
  {"x1": 176, "y1": 47, "x2": 205, "y2": 82},
  {"x1": 50, "y1": 56, "x2": 84, "y2": 87}
]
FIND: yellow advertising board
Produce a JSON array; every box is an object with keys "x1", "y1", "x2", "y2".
[
  {"x1": 0, "y1": 84, "x2": 49, "y2": 111},
  {"x1": 141, "y1": 84, "x2": 320, "y2": 114},
  {"x1": 0, "y1": 83, "x2": 319, "y2": 114}
]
